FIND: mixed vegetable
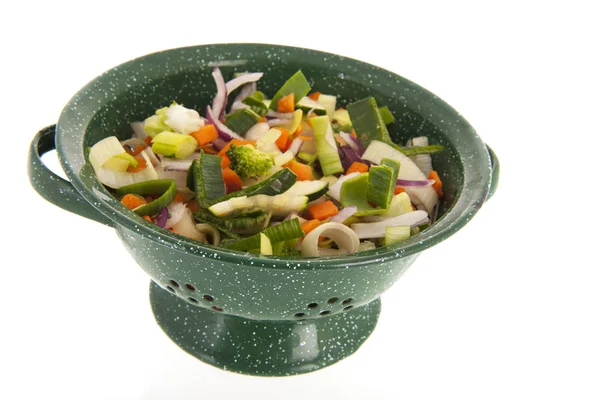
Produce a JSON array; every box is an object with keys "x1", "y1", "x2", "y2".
[{"x1": 88, "y1": 69, "x2": 445, "y2": 257}]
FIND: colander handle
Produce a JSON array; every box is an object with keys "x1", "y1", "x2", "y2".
[
  {"x1": 28, "y1": 125, "x2": 114, "y2": 227},
  {"x1": 486, "y1": 144, "x2": 499, "y2": 201}
]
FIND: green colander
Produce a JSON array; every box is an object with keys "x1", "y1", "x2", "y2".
[{"x1": 28, "y1": 44, "x2": 499, "y2": 376}]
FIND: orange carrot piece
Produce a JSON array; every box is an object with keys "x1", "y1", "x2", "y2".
[
  {"x1": 428, "y1": 170, "x2": 443, "y2": 198},
  {"x1": 186, "y1": 199, "x2": 199, "y2": 213},
  {"x1": 200, "y1": 144, "x2": 217, "y2": 154},
  {"x1": 274, "y1": 128, "x2": 290, "y2": 151},
  {"x1": 308, "y1": 91, "x2": 321, "y2": 101},
  {"x1": 292, "y1": 123, "x2": 304, "y2": 137},
  {"x1": 394, "y1": 186, "x2": 406, "y2": 195},
  {"x1": 307, "y1": 200, "x2": 339, "y2": 221},
  {"x1": 132, "y1": 144, "x2": 147, "y2": 156},
  {"x1": 120, "y1": 194, "x2": 147, "y2": 210},
  {"x1": 173, "y1": 193, "x2": 185, "y2": 203},
  {"x1": 220, "y1": 154, "x2": 231, "y2": 169},
  {"x1": 143, "y1": 215, "x2": 152, "y2": 222},
  {"x1": 297, "y1": 135, "x2": 312, "y2": 141},
  {"x1": 350, "y1": 130, "x2": 357, "y2": 139},
  {"x1": 258, "y1": 116, "x2": 267, "y2": 123},
  {"x1": 277, "y1": 93, "x2": 295, "y2": 113},
  {"x1": 127, "y1": 156, "x2": 147, "y2": 173},
  {"x1": 218, "y1": 139, "x2": 255, "y2": 156},
  {"x1": 222, "y1": 167, "x2": 243, "y2": 194},
  {"x1": 190, "y1": 124, "x2": 219, "y2": 146},
  {"x1": 285, "y1": 160, "x2": 312, "y2": 181},
  {"x1": 144, "y1": 136, "x2": 153, "y2": 144},
  {"x1": 346, "y1": 162, "x2": 369, "y2": 175},
  {"x1": 301, "y1": 219, "x2": 321, "y2": 235}
]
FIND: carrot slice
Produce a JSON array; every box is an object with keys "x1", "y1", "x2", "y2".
[
  {"x1": 274, "y1": 128, "x2": 290, "y2": 151},
  {"x1": 126, "y1": 155, "x2": 147, "y2": 172},
  {"x1": 173, "y1": 193, "x2": 185, "y2": 203},
  {"x1": 190, "y1": 124, "x2": 219, "y2": 146},
  {"x1": 308, "y1": 91, "x2": 321, "y2": 101},
  {"x1": 394, "y1": 186, "x2": 406, "y2": 195},
  {"x1": 144, "y1": 136, "x2": 153, "y2": 144},
  {"x1": 301, "y1": 219, "x2": 321, "y2": 235},
  {"x1": 258, "y1": 116, "x2": 267, "y2": 123},
  {"x1": 428, "y1": 170, "x2": 443, "y2": 198},
  {"x1": 120, "y1": 194, "x2": 147, "y2": 210},
  {"x1": 307, "y1": 200, "x2": 339, "y2": 221},
  {"x1": 222, "y1": 167, "x2": 243, "y2": 194},
  {"x1": 277, "y1": 93, "x2": 295, "y2": 113},
  {"x1": 220, "y1": 154, "x2": 231, "y2": 169},
  {"x1": 143, "y1": 215, "x2": 153, "y2": 222},
  {"x1": 285, "y1": 160, "x2": 312, "y2": 181},
  {"x1": 218, "y1": 139, "x2": 255, "y2": 156},
  {"x1": 345, "y1": 162, "x2": 369, "y2": 175},
  {"x1": 186, "y1": 199, "x2": 200, "y2": 213}
]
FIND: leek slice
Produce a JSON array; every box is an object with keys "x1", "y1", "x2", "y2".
[
  {"x1": 384, "y1": 225, "x2": 411, "y2": 245},
  {"x1": 225, "y1": 108, "x2": 261, "y2": 135},
  {"x1": 350, "y1": 210, "x2": 428, "y2": 239},
  {"x1": 225, "y1": 218, "x2": 304, "y2": 251},
  {"x1": 268, "y1": 70, "x2": 311, "y2": 111},
  {"x1": 151, "y1": 132, "x2": 197, "y2": 159},
  {"x1": 301, "y1": 222, "x2": 360, "y2": 257},
  {"x1": 259, "y1": 233, "x2": 273, "y2": 255},
  {"x1": 115, "y1": 179, "x2": 176, "y2": 216},
  {"x1": 95, "y1": 151, "x2": 158, "y2": 189},
  {"x1": 241, "y1": 91, "x2": 268, "y2": 116},
  {"x1": 311, "y1": 115, "x2": 344, "y2": 176},
  {"x1": 89, "y1": 136, "x2": 126, "y2": 172}
]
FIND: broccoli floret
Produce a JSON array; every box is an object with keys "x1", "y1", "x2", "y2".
[
  {"x1": 226, "y1": 144, "x2": 273, "y2": 178},
  {"x1": 280, "y1": 246, "x2": 301, "y2": 257}
]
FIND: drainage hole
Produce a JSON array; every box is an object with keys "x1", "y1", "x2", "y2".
[
  {"x1": 319, "y1": 310, "x2": 331, "y2": 316},
  {"x1": 212, "y1": 305, "x2": 223, "y2": 312},
  {"x1": 327, "y1": 297, "x2": 339, "y2": 304},
  {"x1": 343, "y1": 305, "x2": 354, "y2": 311},
  {"x1": 185, "y1": 283, "x2": 196, "y2": 291},
  {"x1": 188, "y1": 297, "x2": 198, "y2": 304},
  {"x1": 166, "y1": 286, "x2": 175, "y2": 293},
  {"x1": 294, "y1": 312, "x2": 306, "y2": 318},
  {"x1": 203, "y1": 295, "x2": 214, "y2": 302},
  {"x1": 342, "y1": 298, "x2": 353, "y2": 305},
  {"x1": 169, "y1": 280, "x2": 180, "y2": 288},
  {"x1": 307, "y1": 302, "x2": 318, "y2": 309}
]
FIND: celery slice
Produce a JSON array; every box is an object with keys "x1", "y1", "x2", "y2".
[
  {"x1": 384, "y1": 225, "x2": 411, "y2": 245},
  {"x1": 225, "y1": 108, "x2": 261, "y2": 135},
  {"x1": 225, "y1": 218, "x2": 304, "y2": 251},
  {"x1": 317, "y1": 94, "x2": 336, "y2": 120},
  {"x1": 188, "y1": 151, "x2": 226, "y2": 208},
  {"x1": 340, "y1": 173, "x2": 388, "y2": 216},
  {"x1": 268, "y1": 70, "x2": 311, "y2": 110},
  {"x1": 115, "y1": 179, "x2": 176, "y2": 216},
  {"x1": 311, "y1": 115, "x2": 344, "y2": 176},
  {"x1": 367, "y1": 165, "x2": 394, "y2": 209},
  {"x1": 151, "y1": 132, "x2": 197, "y2": 159},
  {"x1": 298, "y1": 151, "x2": 317, "y2": 165}
]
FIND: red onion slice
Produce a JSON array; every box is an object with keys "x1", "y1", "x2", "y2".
[
  {"x1": 330, "y1": 206, "x2": 358, "y2": 223},
  {"x1": 156, "y1": 207, "x2": 169, "y2": 228},
  {"x1": 340, "y1": 132, "x2": 357, "y2": 152},
  {"x1": 396, "y1": 178, "x2": 435, "y2": 187},
  {"x1": 211, "y1": 136, "x2": 227, "y2": 151},
  {"x1": 232, "y1": 82, "x2": 256, "y2": 106},
  {"x1": 211, "y1": 67, "x2": 228, "y2": 119},
  {"x1": 206, "y1": 106, "x2": 243, "y2": 141},
  {"x1": 225, "y1": 72, "x2": 263, "y2": 94}
]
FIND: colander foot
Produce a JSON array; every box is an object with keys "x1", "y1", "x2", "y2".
[{"x1": 149, "y1": 281, "x2": 381, "y2": 376}]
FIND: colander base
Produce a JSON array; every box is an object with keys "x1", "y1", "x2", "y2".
[{"x1": 149, "y1": 281, "x2": 381, "y2": 376}]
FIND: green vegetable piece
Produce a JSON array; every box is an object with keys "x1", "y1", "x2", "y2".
[
  {"x1": 379, "y1": 106, "x2": 396, "y2": 125},
  {"x1": 269, "y1": 70, "x2": 311, "y2": 111},
  {"x1": 225, "y1": 108, "x2": 262, "y2": 135},
  {"x1": 259, "y1": 233, "x2": 273, "y2": 255},
  {"x1": 384, "y1": 225, "x2": 411, "y2": 245},
  {"x1": 188, "y1": 151, "x2": 226, "y2": 208},
  {"x1": 295, "y1": 97, "x2": 327, "y2": 116},
  {"x1": 151, "y1": 131, "x2": 197, "y2": 159},
  {"x1": 397, "y1": 145, "x2": 445, "y2": 156},
  {"x1": 143, "y1": 107, "x2": 172, "y2": 137},
  {"x1": 226, "y1": 144, "x2": 274, "y2": 179},
  {"x1": 332, "y1": 109, "x2": 352, "y2": 127},
  {"x1": 381, "y1": 158, "x2": 401, "y2": 181},
  {"x1": 241, "y1": 91, "x2": 268, "y2": 116},
  {"x1": 112, "y1": 153, "x2": 138, "y2": 168},
  {"x1": 115, "y1": 179, "x2": 176, "y2": 217},
  {"x1": 340, "y1": 173, "x2": 388, "y2": 216},
  {"x1": 226, "y1": 218, "x2": 304, "y2": 251},
  {"x1": 311, "y1": 115, "x2": 344, "y2": 176},
  {"x1": 211, "y1": 168, "x2": 297, "y2": 204},
  {"x1": 367, "y1": 165, "x2": 395, "y2": 209},
  {"x1": 347, "y1": 97, "x2": 393, "y2": 148},
  {"x1": 298, "y1": 151, "x2": 317, "y2": 165},
  {"x1": 193, "y1": 209, "x2": 242, "y2": 239}
]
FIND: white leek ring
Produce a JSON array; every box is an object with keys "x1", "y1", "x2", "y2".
[{"x1": 301, "y1": 222, "x2": 360, "y2": 257}]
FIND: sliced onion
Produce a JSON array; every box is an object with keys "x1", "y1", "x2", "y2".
[
  {"x1": 195, "y1": 223, "x2": 220, "y2": 246},
  {"x1": 397, "y1": 178, "x2": 435, "y2": 187},
  {"x1": 225, "y1": 72, "x2": 263, "y2": 94},
  {"x1": 330, "y1": 206, "x2": 358, "y2": 224},
  {"x1": 326, "y1": 172, "x2": 360, "y2": 202},
  {"x1": 244, "y1": 122, "x2": 270, "y2": 141},
  {"x1": 164, "y1": 104, "x2": 204, "y2": 135},
  {"x1": 301, "y1": 222, "x2": 360, "y2": 257},
  {"x1": 164, "y1": 202, "x2": 187, "y2": 229},
  {"x1": 211, "y1": 67, "x2": 228, "y2": 119},
  {"x1": 350, "y1": 210, "x2": 428, "y2": 239},
  {"x1": 337, "y1": 144, "x2": 362, "y2": 171},
  {"x1": 156, "y1": 207, "x2": 169, "y2": 228},
  {"x1": 131, "y1": 122, "x2": 148, "y2": 140},
  {"x1": 284, "y1": 212, "x2": 307, "y2": 225},
  {"x1": 206, "y1": 105, "x2": 243, "y2": 140},
  {"x1": 156, "y1": 167, "x2": 188, "y2": 189},
  {"x1": 229, "y1": 100, "x2": 248, "y2": 113},
  {"x1": 232, "y1": 82, "x2": 256, "y2": 105},
  {"x1": 340, "y1": 132, "x2": 358, "y2": 152},
  {"x1": 160, "y1": 158, "x2": 195, "y2": 172},
  {"x1": 266, "y1": 110, "x2": 294, "y2": 119},
  {"x1": 211, "y1": 136, "x2": 227, "y2": 151},
  {"x1": 172, "y1": 209, "x2": 206, "y2": 242},
  {"x1": 288, "y1": 138, "x2": 304, "y2": 156},
  {"x1": 267, "y1": 118, "x2": 291, "y2": 127},
  {"x1": 143, "y1": 148, "x2": 160, "y2": 167}
]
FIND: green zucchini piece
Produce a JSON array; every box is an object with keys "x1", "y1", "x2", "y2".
[
  {"x1": 188, "y1": 151, "x2": 226, "y2": 208},
  {"x1": 332, "y1": 109, "x2": 351, "y2": 126},
  {"x1": 295, "y1": 97, "x2": 327, "y2": 116},
  {"x1": 268, "y1": 70, "x2": 311, "y2": 110},
  {"x1": 241, "y1": 91, "x2": 268, "y2": 117},
  {"x1": 224, "y1": 108, "x2": 262, "y2": 135},
  {"x1": 225, "y1": 218, "x2": 304, "y2": 251},
  {"x1": 115, "y1": 179, "x2": 176, "y2": 217},
  {"x1": 367, "y1": 165, "x2": 395, "y2": 209},
  {"x1": 347, "y1": 97, "x2": 393, "y2": 148},
  {"x1": 283, "y1": 180, "x2": 329, "y2": 201},
  {"x1": 311, "y1": 115, "x2": 344, "y2": 176},
  {"x1": 379, "y1": 106, "x2": 396, "y2": 125},
  {"x1": 211, "y1": 168, "x2": 297, "y2": 204},
  {"x1": 193, "y1": 209, "x2": 242, "y2": 239}
]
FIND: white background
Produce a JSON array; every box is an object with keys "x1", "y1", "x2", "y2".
[{"x1": 3, "y1": 1, "x2": 599, "y2": 399}]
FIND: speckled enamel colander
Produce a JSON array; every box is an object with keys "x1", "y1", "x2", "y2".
[{"x1": 28, "y1": 43, "x2": 499, "y2": 376}]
